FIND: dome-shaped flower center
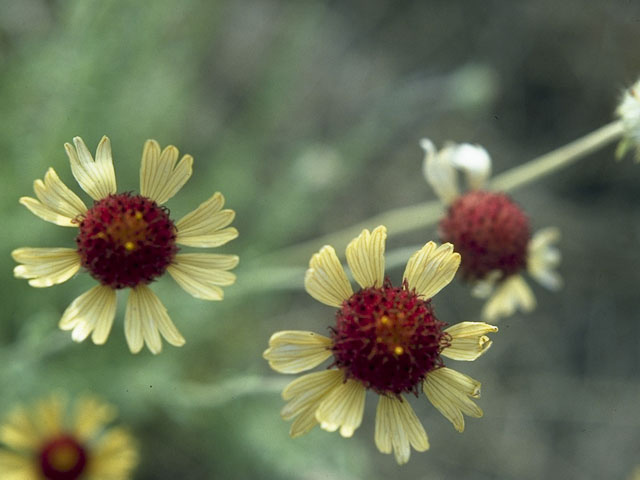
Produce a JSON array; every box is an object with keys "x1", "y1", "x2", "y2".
[
  {"x1": 439, "y1": 190, "x2": 530, "y2": 281},
  {"x1": 39, "y1": 434, "x2": 87, "y2": 480},
  {"x1": 331, "y1": 280, "x2": 449, "y2": 395},
  {"x1": 76, "y1": 193, "x2": 178, "y2": 289}
]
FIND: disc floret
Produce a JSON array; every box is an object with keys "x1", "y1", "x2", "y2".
[
  {"x1": 331, "y1": 279, "x2": 449, "y2": 396},
  {"x1": 38, "y1": 434, "x2": 88, "y2": 480}
]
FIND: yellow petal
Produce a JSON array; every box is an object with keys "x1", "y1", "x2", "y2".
[
  {"x1": 375, "y1": 395, "x2": 429, "y2": 465},
  {"x1": 403, "y1": 242, "x2": 460, "y2": 299},
  {"x1": 263, "y1": 331, "x2": 333, "y2": 374},
  {"x1": 441, "y1": 322, "x2": 499, "y2": 361},
  {"x1": 12, "y1": 247, "x2": 81, "y2": 288},
  {"x1": 423, "y1": 367, "x2": 483, "y2": 432},
  {"x1": 140, "y1": 140, "x2": 193, "y2": 204},
  {"x1": 528, "y1": 227, "x2": 563, "y2": 291},
  {"x1": 87, "y1": 427, "x2": 139, "y2": 478},
  {"x1": 315, "y1": 379, "x2": 365, "y2": 438},
  {"x1": 0, "y1": 450, "x2": 37, "y2": 480},
  {"x1": 304, "y1": 246, "x2": 353, "y2": 307},
  {"x1": 345, "y1": 226, "x2": 386, "y2": 289},
  {"x1": 482, "y1": 275, "x2": 536, "y2": 321},
  {"x1": 72, "y1": 396, "x2": 116, "y2": 441},
  {"x1": 167, "y1": 254, "x2": 237, "y2": 301},
  {"x1": 65, "y1": 136, "x2": 117, "y2": 200},
  {"x1": 175, "y1": 193, "x2": 237, "y2": 247},
  {"x1": 59, "y1": 285, "x2": 117, "y2": 345},
  {"x1": 125, "y1": 285, "x2": 185, "y2": 355}
]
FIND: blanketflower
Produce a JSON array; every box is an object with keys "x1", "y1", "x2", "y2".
[
  {"x1": 421, "y1": 139, "x2": 562, "y2": 321},
  {"x1": 263, "y1": 226, "x2": 497, "y2": 464},
  {"x1": 0, "y1": 393, "x2": 138, "y2": 479},
  {"x1": 616, "y1": 78, "x2": 640, "y2": 162},
  {"x1": 12, "y1": 136, "x2": 238, "y2": 354}
]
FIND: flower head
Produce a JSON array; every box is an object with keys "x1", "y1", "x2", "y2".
[
  {"x1": 616, "y1": 78, "x2": 640, "y2": 162},
  {"x1": 0, "y1": 393, "x2": 138, "y2": 479},
  {"x1": 263, "y1": 226, "x2": 497, "y2": 464},
  {"x1": 421, "y1": 139, "x2": 562, "y2": 321},
  {"x1": 12, "y1": 136, "x2": 238, "y2": 354}
]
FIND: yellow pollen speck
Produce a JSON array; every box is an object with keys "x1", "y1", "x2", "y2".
[
  {"x1": 124, "y1": 241, "x2": 136, "y2": 251},
  {"x1": 394, "y1": 346, "x2": 404, "y2": 355},
  {"x1": 135, "y1": 211, "x2": 143, "y2": 220},
  {"x1": 380, "y1": 315, "x2": 390, "y2": 325}
]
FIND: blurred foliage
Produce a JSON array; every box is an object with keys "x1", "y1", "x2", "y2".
[{"x1": 1, "y1": 0, "x2": 639, "y2": 478}]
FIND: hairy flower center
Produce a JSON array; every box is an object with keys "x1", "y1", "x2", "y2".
[
  {"x1": 331, "y1": 281, "x2": 448, "y2": 395},
  {"x1": 76, "y1": 193, "x2": 178, "y2": 289},
  {"x1": 39, "y1": 434, "x2": 87, "y2": 480},
  {"x1": 439, "y1": 190, "x2": 530, "y2": 281}
]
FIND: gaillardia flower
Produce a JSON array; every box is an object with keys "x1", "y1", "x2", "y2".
[
  {"x1": 0, "y1": 394, "x2": 138, "y2": 479},
  {"x1": 263, "y1": 226, "x2": 497, "y2": 464},
  {"x1": 616, "y1": 78, "x2": 640, "y2": 162},
  {"x1": 12, "y1": 136, "x2": 238, "y2": 354},
  {"x1": 421, "y1": 139, "x2": 562, "y2": 321}
]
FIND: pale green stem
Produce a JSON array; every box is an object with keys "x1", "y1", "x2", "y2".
[{"x1": 258, "y1": 120, "x2": 624, "y2": 266}]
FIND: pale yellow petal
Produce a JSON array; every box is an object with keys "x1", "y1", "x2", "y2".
[
  {"x1": 421, "y1": 139, "x2": 460, "y2": 205},
  {"x1": 528, "y1": 227, "x2": 563, "y2": 291},
  {"x1": 0, "y1": 450, "x2": 37, "y2": 480},
  {"x1": 88, "y1": 427, "x2": 139, "y2": 479},
  {"x1": 316, "y1": 379, "x2": 365, "y2": 437},
  {"x1": 423, "y1": 367, "x2": 483, "y2": 432},
  {"x1": 263, "y1": 331, "x2": 333, "y2": 374},
  {"x1": 375, "y1": 395, "x2": 429, "y2": 465},
  {"x1": 441, "y1": 322, "x2": 499, "y2": 361},
  {"x1": 304, "y1": 246, "x2": 353, "y2": 307},
  {"x1": 175, "y1": 193, "x2": 237, "y2": 247},
  {"x1": 12, "y1": 247, "x2": 81, "y2": 288},
  {"x1": 482, "y1": 274, "x2": 536, "y2": 321},
  {"x1": 19, "y1": 167, "x2": 87, "y2": 227},
  {"x1": 59, "y1": 285, "x2": 117, "y2": 345},
  {"x1": 345, "y1": 226, "x2": 386, "y2": 289},
  {"x1": 140, "y1": 140, "x2": 193, "y2": 204},
  {"x1": 449, "y1": 143, "x2": 492, "y2": 191},
  {"x1": 125, "y1": 285, "x2": 185, "y2": 355},
  {"x1": 65, "y1": 136, "x2": 117, "y2": 200},
  {"x1": 72, "y1": 396, "x2": 116, "y2": 441},
  {"x1": 403, "y1": 241, "x2": 460, "y2": 299},
  {"x1": 281, "y1": 369, "x2": 344, "y2": 438},
  {"x1": 166, "y1": 253, "x2": 239, "y2": 271},
  {"x1": 167, "y1": 254, "x2": 237, "y2": 301},
  {"x1": 0, "y1": 406, "x2": 42, "y2": 450},
  {"x1": 35, "y1": 394, "x2": 66, "y2": 438}
]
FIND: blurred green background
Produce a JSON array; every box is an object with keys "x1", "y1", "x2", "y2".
[{"x1": 1, "y1": 1, "x2": 639, "y2": 478}]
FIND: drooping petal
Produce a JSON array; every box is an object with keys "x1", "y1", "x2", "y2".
[
  {"x1": 59, "y1": 285, "x2": 117, "y2": 345},
  {"x1": 281, "y1": 369, "x2": 344, "y2": 438},
  {"x1": 423, "y1": 367, "x2": 483, "y2": 432},
  {"x1": 72, "y1": 396, "x2": 116, "y2": 441},
  {"x1": 527, "y1": 227, "x2": 563, "y2": 291},
  {"x1": 441, "y1": 322, "x2": 499, "y2": 361},
  {"x1": 421, "y1": 139, "x2": 460, "y2": 205},
  {"x1": 304, "y1": 246, "x2": 353, "y2": 307},
  {"x1": 449, "y1": 143, "x2": 492, "y2": 191},
  {"x1": 175, "y1": 192, "x2": 238, "y2": 247},
  {"x1": 19, "y1": 167, "x2": 87, "y2": 227},
  {"x1": 140, "y1": 140, "x2": 193, "y2": 204},
  {"x1": 482, "y1": 274, "x2": 536, "y2": 321},
  {"x1": 12, "y1": 247, "x2": 81, "y2": 287},
  {"x1": 124, "y1": 285, "x2": 185, "y2": 355},
  {"x1": 263, "y1": 331, "x2": 333, "y2": 374},
  {"x1": 403, "y1": 241, "x2": 460, "y2": 299},
  {"x1": 87, "y1": 427, "x2": 139, "y2": 478},
  {"x1": 375, "y1": 395, "x2": 429, "y2": 465},
  {"x1": 167, "y1": 253, "x2": 238, "y2": 301},
  {"x1": 345, "y1": 226, "x2": 386, "y2": 289},
  {"x1": 315, "y1": 379, "x2": 366, "y2": 438},
  {"x1": 65, "y1": 136, "x2": 117, "y2": 200}
]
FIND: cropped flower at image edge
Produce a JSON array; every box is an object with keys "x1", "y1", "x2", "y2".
[
  {"x1": 0, "y1": 394, "x2": 137, "y2": 479},
  {"x1": 12, "y1": 136, "x2": 238, "y2": 354},
  {"x1": 264, "y1": 226, "x2": 498, "y2": 464}
]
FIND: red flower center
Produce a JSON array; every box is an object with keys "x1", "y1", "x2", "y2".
[
  {"x1": 439, "y1": 190, "x2": 530, "y2": 281},
  {"x1": 330, "y1": 280, "x2": 448, "y2": 396},
  {"x1": 76, "y1": 193, "x2": 178, "y2": 289},
  {"x1": 38, "y1": 434, "x2": 87, "y2": 480}
]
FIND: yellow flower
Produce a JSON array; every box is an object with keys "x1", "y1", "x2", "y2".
[
  {"x1": 12, "y1": 136, "x2": 238, "y2": 354},
  {"x1": 263, "y1": 226, "x2": 497, "y2": 464},
  {"x1": 421, "y1": 139, "x2": 562, "y2": 321},
  {"x1": 0, "y1": 393, "x2": 138, "y2": 479}
]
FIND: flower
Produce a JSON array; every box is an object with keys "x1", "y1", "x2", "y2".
[
  {"x1": 12, "y1": 136, "x2": 238, "y2": 354},
  {"x1": 0, "y1": 393, "x2": 138, "y2": 479},
  {"x1": 616, "y1": 78, "x2": 640, "y2": 162},
  {"x1": 263, "y1": 226, "x2": 497, "y2": 464},
  {"x1": 421, "y1": 139, "x2": 562, "y2": 321}
]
